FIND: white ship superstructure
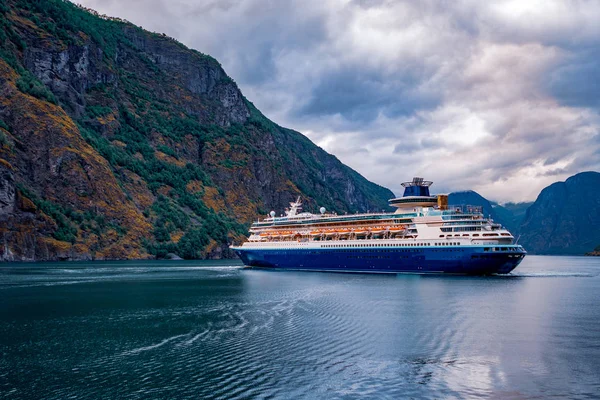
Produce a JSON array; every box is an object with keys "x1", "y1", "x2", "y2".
[{"x1": 232, "y1": 178, "x2": 526, "y2": 274}]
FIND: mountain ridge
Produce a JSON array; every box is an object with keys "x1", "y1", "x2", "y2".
[
  {"x1": 1, "y1": 1, "x2": 597, "y2": 260},
  {"x1": 518, "y1": 171, "x2": 600, "y2": 255},
  {"x1": 0, "y1": 0, "x2": 393, "y2": 261},
  {"x1": 450, "y1": 172, "x2": 600, "y2": 255}
]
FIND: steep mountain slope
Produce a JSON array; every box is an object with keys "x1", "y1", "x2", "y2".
[
  {"x1": 493, "y1": 202, "x2": 532, "y2": 235},
  {"x1": 491, "y1": 202, "x2": 533, "y2": 237},
  {"x1": 0, "y1": 0, "x2": 394, "y2": 261},
  {"x1": 519, "y1": 172, "x2": 600, "y2": 254}
]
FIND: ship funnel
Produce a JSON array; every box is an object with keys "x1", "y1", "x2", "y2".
[{"x1": 401, "y1": 177, "x2": 433, "y2": 197}]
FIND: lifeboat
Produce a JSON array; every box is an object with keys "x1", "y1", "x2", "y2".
[
  {"x1": 310, "y1": 230, "x2": 322, "y2": 237},
  {"x1": 369, "y1": 226, "x2": 386, "y2": 235},
  {"x1": 388, "y1": 225, "x2": 405, "y2": 232},
  {"x1": 336, "y1": 229, "x2": 351, "y2": 238}
]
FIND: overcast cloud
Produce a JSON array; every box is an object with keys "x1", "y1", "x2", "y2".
[{"x1": 78, "y1": 0, "x2": 600, "y2": 202}]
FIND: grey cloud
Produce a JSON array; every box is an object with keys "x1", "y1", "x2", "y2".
[
  {"x1": 538, "y1": 167, "x2": 570, "y2": 177},
  {"x1": 546, "y1": 46, "x2": 600, "y2": 108},
  {"x1": 295, "y1": 66, "x2": 440, "y2": 124},
  {"x1": 78, "y1": 0, "x2": 600, "y2": 202},
  {"x1": 393, "y1": 141, "x2": 421, "y2": 154}
]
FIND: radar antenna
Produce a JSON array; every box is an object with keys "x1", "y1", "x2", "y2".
[{"x1": 286, "y1": 196, "x2": 302, "y2": 217}]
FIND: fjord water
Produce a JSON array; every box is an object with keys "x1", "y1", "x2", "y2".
[{"x1": 1, "y1": 257, "x2": 599, "y2": 399}]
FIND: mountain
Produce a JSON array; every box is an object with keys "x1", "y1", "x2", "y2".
[
  {"x1": 0, "y1": 0, "x2": 394, "y2": 261},
  {"x1": 586, "y1": 244, "x2": 600, "y2": 256},
  {"x1": 518, "y1": 172, "x2": 600, "y2": 255},
  {"x1": 491, "y1": 201, "x2": 533, "y2": 235},
  {"x1": 447, "y1": 191, "x2": 531, "y2": 234}
]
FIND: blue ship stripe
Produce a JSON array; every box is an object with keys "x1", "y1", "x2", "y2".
[{"x1": 234, "y1": 245, "x2": 525, "y2": 275}]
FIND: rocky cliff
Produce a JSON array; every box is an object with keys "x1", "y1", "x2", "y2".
[
  {"x1": 519, "y1": 172, "x2": 600, "y2": 255},
  {"x1": 0, "y1": 0, "x2": 394, "y2": 261},
  {"x1": 586, "y1": 245, "x2": 600, "y2": 256}
]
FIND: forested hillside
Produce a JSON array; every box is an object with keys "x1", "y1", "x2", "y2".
[{"x1": 0, "y1": 0, "x2": 393, "y2": 261}]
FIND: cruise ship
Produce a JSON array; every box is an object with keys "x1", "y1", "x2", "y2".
[{"x1": 231, "y1": 178, "x2": 526, "y2": 274}]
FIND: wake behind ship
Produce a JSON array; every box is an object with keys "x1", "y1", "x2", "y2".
[{"x1": 231, "y1": 178, "x2": 526, "y2": 274}]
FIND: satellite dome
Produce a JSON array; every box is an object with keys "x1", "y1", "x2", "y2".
[
  {"x1": 319, "y1": 207, "x2": 326, "y2": 214},
  {"x1": 270, "y1": 211, "x2": 276, "y2": 217}
]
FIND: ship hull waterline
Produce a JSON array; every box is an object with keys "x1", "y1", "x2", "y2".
[{"x1": 233, "y1": 245, "x2": 526, "y2": 275}]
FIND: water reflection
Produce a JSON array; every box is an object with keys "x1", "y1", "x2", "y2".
[{"x1": 0, "y1": 256, "x2": 599, "y2": 399}]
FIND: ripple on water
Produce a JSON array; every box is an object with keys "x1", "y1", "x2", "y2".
[{"x1": 1, "y1": 257, "x2": 600, "y2": 399}]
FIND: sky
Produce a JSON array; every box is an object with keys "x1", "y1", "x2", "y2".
[{"x1": 77, "y1": 0, "x2": 600, "y2": 202}]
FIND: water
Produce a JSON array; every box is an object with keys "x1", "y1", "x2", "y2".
[{"x1": 1, "y1": 256, "x2": 599, "y2": 399}]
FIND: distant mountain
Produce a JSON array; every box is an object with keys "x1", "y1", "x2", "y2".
[
  {"x1": 448, "y1": 191, "x2": 531, "y2": 234},
  {"x1": 519, "y1": 172, "x2": 600, "y2": 255},
  {"x1": 448, "y1": 191, "x2": 496, "y2": 219},
  {"x1": 493, "y1": 201, "x2": 533, "y2": 235},
  {"x1": 586, "y1": 244, "x2": 600, "y2": 256},
  {"x1": 0, "y1": 0, "x2": 393, "y2": 261}
]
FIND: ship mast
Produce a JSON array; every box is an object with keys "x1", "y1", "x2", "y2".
[{"x1": 285, "y1": 196, "x2": 302, "y2": 217}]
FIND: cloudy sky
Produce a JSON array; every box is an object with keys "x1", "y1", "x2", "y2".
[{"x1": 79, "y1": 0, "x2": 600, "y2": 202}]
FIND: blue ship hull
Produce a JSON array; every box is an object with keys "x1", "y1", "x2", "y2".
[{"x1": 234, "y1": 245, "x2": 525, "y2": 275}]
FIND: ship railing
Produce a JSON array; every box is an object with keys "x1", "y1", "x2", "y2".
[
  {"x1": 446, "y1": 205, "x2": 483, "y2": 214},
  {"x1": 252, "y1": 212, "x2": 403, "y2": 227}
]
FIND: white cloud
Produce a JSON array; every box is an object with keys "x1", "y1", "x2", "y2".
[{"x1": 78, "y1": 0, "x2": 600, "y2": 202}]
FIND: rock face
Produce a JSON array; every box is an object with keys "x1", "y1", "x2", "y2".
[
  {"x1": 519, "y1": 172, "x2": 600, "y2": 255},
  {"x1": 0, "y1": 0, "x2": 394, "y2": 261},
  {"x1": 0, "y1": 165, "x2": 15, "y2": 215},
  {"x1": 586, "y1": 245, "x2": 600, "y2": 256}
]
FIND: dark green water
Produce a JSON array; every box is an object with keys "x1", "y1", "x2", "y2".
[{"x1": 1, "y1": 256, "x2": 599, "y2": 399}]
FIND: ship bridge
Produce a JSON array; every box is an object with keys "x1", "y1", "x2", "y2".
[{"x1": 389, "y1": 177, "x2": 446, "y2": 212}]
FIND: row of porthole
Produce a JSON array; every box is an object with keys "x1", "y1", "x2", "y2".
[{"x1": 322, "y1": 242, "x2": 461, "y2": 248}]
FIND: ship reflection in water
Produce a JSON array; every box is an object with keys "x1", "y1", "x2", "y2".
[{"x1": 1, "y1": 256, "x2": 599, "y2": 399}]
